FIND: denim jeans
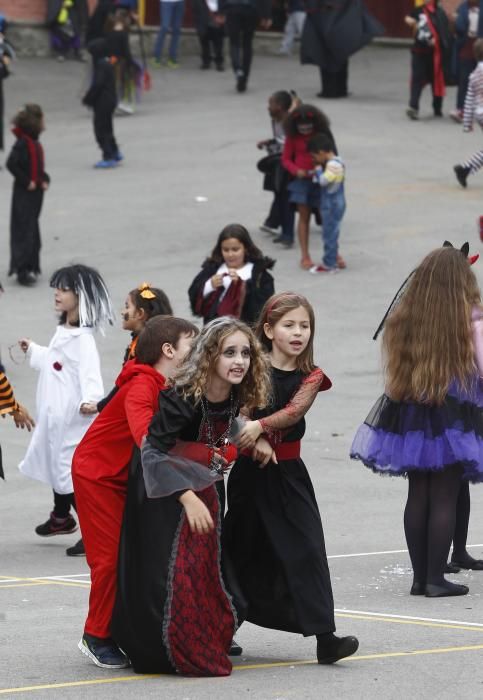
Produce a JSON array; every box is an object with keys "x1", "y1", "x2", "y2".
[
  {"x1": 154, "y1": 1, "x2": 185, "y2": 62},
  {"x1": 320, "y1": 185, "x2": 346, "y2": 268}
]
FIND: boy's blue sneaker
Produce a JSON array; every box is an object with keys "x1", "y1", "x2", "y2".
[
  {"x1": 114, "y1": 152, "x2": 124, "y2": 162},
  {"x1": 94, "y1": 159, "x2": 118, "y2": 169},
  {"x1": 78, "y1": 634, "x2": 130, "y2": 669}
]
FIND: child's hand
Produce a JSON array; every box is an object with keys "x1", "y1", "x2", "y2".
[
  {"x1": 179, "y1": 490, "x2": 214, "y2": 534},
  {"x1": 260, "y1": 18, "x2": 272, "y2": 29},
  {"x1": 18, "y1": 338, "x2": 31, "y2": 353},
  {"x1": 296, "y1": 169, "x2": 307, "y2": 179},
  {"x1": 27, "y1": 181, "x2": 36, "y2": 191},
  {"x1": 252, "y1": 437, "x2": 277, "y2": 468},
  {"x1": 227, "y1": 268, "x2": 240, "y2": 281},
  {"x1": 238, "y1": 420, "x2": 263, "y2": 449},
  {"x1": 80, "y1": 402, "x2": 98, "y2": 415},
  {"x1": 214, "y1": 13, "x2": 225, "y2": 26},
  {"x1": 12, "y1": 404, "x2": 35, "y2": 431},
  {"x1": 41, "y1": 181, "x2": 49, "y2": 191},
  {"x1": 211, "y1": 274, "x2": 224, "y2": 288},
  {"x1": 257, "y1": 139, "x2": 268, "y2": 149}
]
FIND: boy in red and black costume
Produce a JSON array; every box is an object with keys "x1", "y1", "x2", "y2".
[{"x1": 72, "y1": 316, "x2": 198, "y2": 669}]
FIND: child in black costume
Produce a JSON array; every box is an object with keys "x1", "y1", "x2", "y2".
[
  {"x1": 7, "y1": 104, "x2": 50, "y2": 287},
  {"x1": 83, "y1": 38, "x2": 120, "y2": 168},
  {"x1": 188, "y1": 223, "x2": 275, "y2": 325},
  {"x1": 223, "y1": 292, "x2": 359, "y2": 665}
]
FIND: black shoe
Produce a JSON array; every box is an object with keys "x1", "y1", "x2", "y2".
[
  {"x1": 66, "y1": 538, "x2": 85, "y2": 557},
  {"x1": 445, "y1": 562, "x2": 461, "y2": 574},
  {"x1": 406, "y1": 107, "x2": 419, "y2": 121},
  {"x1": 236, "y1": 73, "x2": 247, "y2": 93},
  {"x1": 451, "y1": 556, "x2": 483, "y2": 571},
  {"x1": 410, "y1": 581, "x2": 426, "y2": 596},
  {"x1": 425, "y1": 581, "x2": 469, "y2": 597},
  {"x1": 200, "y1": 62, "x2": 211, "y2": 69},
  {"x1": 454, "y1": 164, "x2": 470, "y2": 188},
  {"x1": 79, "y1": 634, "x2": 130, "y2": 669},
  {"x1": 216, "y1": 62, "x2": 225, "y2": 72},
  {"x1": 229, "y1": 639, "x2": 243, "y2": 656},
  {"x1": 317, "y1": 635, "x2": 359, "y2": 664},
  {"x1": 273, "y1": 235, "x2": 294, "y2": 248},
  {"x1": 434, "y1": 110, "x2": 443, "y2": 117},
  {"x1": 17, "y1": 271, "x2": 36, "y2": 287},
  {"x1": 35, "y1": 512, "x2": 78, "y2": 537}
]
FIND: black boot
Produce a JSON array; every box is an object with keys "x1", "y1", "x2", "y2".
[{"x1": 454, "y1": 165, "x2": 470, "y2": 188}]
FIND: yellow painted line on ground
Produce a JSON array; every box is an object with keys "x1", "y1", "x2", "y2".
[
  {"x1": 335, "y1": 612, "x2": 483, "y2": 633},
  {"x1": 0, "y1": 580, "x2": 90, "y2": 590},
  {"x1": 3, "y1": 644, "x2": 483, "y2": 695}
]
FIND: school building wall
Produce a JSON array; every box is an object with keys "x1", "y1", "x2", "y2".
[{"x1": 1, "y1": 0, "x2": 97, "y2": 23}]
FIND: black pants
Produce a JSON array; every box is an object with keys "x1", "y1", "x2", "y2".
[
  {"x1": 319, "y1": 64, "x2": 348, "y2": 98},
  {"x1": 456, "y1": 57, "x2": 476, "y2": 111},
  {"x1": 225, "y1": 6, "x2": 258, "y2": 79},
  {"x1": 199, "y1": 26, "x2": 224, "y2": 67},
  {"x1": 53, "y1": 490, "x2": 76, "y2": 519},
  {"x1": 409, "y1": 51, "x2": 443, "y2": 114},
  {"x1": 93, "y1": 103, "x2": 118, "y2": 161}
]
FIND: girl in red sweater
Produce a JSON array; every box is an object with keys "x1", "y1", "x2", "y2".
[{"x1": 281, "y1": 104, "x2": 336, "y2": 269}]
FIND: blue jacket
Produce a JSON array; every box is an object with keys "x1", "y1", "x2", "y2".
[{"x1": 455, "y1": 1, "x2": 483, "y2": 45}]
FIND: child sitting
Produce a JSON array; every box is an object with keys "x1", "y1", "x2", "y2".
[{"x1": 307, "y1": 133, "x2": 346, "y2": 274}]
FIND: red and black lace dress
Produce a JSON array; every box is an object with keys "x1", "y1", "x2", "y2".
[
  {"x1": 111, "y1": 387, "x2": 237, "y2": 676},
  {"x1": 223, "y1": 366, "x2": 336, "y2": 637}
]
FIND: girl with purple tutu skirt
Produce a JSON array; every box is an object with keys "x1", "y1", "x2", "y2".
[{"x1": 351, "y1": 244, "x2": 483, "y2": 598}]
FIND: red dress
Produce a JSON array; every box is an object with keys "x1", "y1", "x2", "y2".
[{"x1": 72, "y1": 359, "x2": 166, "y2": 638}]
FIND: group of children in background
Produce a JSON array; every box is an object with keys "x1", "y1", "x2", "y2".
[{"x1": 257, "y1": 91, "x2": 347, "y2": 273}]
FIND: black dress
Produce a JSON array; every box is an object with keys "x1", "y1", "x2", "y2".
[
  {"x1": 188, "y1": 257, "x2": 275, "y2": 326},
  {"x1": 7, "y1": 137, "x2": 49, "y2": 279},
  {"x1": 111, "y1": 388, "x2": 237, "y2": 676},
  {"x1": 223, "y1": 366, "x2": 336, "y2": 636}
]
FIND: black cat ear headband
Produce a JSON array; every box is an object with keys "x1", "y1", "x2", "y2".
[{"x1": 373, "y1": 241, "x2": 479, "y2": 340}]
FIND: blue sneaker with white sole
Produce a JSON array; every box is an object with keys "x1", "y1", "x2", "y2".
[{"x1": 78, "y1": 634, "x2": 130, "y2": 669}]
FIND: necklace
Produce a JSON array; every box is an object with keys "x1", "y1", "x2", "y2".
[{"x1": 198, "y1": 391, "x2": 238, "y2": 475}]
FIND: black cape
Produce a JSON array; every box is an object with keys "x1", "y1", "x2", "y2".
[{"x1": 301, "y1": 0, "x2": 384, "y2": 71}]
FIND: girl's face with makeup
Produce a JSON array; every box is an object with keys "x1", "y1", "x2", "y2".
[{"x1": 213, "y1": 330, "x2": 251, "y2": 386}]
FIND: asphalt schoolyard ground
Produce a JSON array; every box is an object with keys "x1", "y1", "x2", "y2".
[{"x1": 1, "y1": 42, "x2": 483, "y2": 699}]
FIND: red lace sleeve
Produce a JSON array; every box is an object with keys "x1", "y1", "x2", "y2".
[{"x1": 259, "y1": 368, "x2": 331, "y2": 443}]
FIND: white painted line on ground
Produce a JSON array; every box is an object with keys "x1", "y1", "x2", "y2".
[
  {"x1": 335, "y1": 608, "x2": 483, "y2": 628},
  {"x1": 328, "y1": 543, "x2": 483, "y2": 560}
]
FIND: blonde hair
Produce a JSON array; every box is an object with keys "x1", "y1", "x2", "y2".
[
  {"x1": 383, "y1": 247, "x2": 481, "y2": 405},
  {"x1": 255, "y1": 292, "x2": 316, "y2": 374},
  {"x1": 174, "y1": 317, "x2": 271, "y2": 410}
]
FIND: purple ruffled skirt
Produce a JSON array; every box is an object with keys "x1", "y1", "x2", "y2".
[{"x1": 350, "y1": 383, "x2": 483, "y2": 483}]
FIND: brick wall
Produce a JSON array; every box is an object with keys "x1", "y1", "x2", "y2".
[{"x1": 2, "y1": 0, "x2": 97, "y2": 23}]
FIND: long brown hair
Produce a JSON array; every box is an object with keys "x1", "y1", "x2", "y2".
[
  {"x1": 255, "y1": 292, "x2": 316, "y2": 374},
  {"x1": 174, "y1": 317, "x2": 271, "y2": 411},
  {"x1": 383, "y1": 247, "x2": 481, "y2": 404}
]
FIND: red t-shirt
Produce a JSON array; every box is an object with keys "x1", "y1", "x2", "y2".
[
  {"x1": 72, "y1": 360, "x2": 166, "y2": 488},
  {"x1": 282, "y1": 133, "x2": 314, "y2": 176}
]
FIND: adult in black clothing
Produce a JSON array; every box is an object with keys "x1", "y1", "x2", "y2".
[
  {"x1": 301, "y1": 0, "x2": 383, "y2": 98},
  {"x1": 83, "y1": 38, "x2": 120, "y2": 167},
  {"x1": 218, "y1": 0, "x2": 272, "y2": 92},
  {"x1": 7, "y1": 105, "x2": 50, "y2": 287},
  {"x1": 85, "y1": 0, "x2": 116, "y2": 44},
  {"x1": 188, "y1": 223, "x2": 275, "y2": 326},
  {"x1": 193, "y1": 0, "x2": 225, "y2": 70}
]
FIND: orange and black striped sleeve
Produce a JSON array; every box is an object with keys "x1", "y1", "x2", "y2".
[{"x1": 0, "y1": 370, "x2": 19, "y2": 416}]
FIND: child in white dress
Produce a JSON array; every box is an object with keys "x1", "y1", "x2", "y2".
[{"x1": 18, "y1": 264, "x2": 114, "y2": 544}]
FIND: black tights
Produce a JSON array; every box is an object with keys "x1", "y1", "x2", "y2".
[
  {"x1": 404, "y1": 465, "x2": 462, "y2": 586},
  {"x1": 53, "y1": 490, "x2": 77, "y2": 519}
]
